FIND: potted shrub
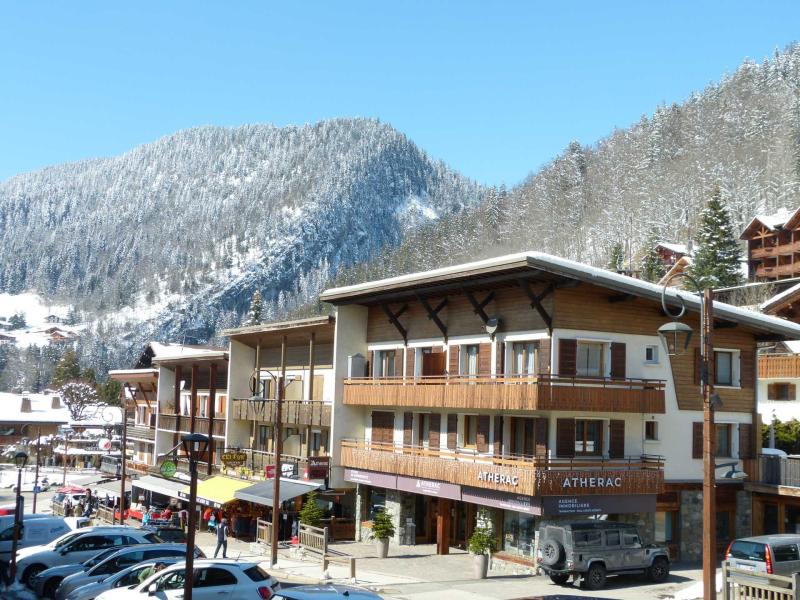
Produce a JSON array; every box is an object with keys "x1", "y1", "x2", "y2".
[
  {"x1": 299, "y1": 490, "x2": 325, "y2": 528},
  {"x1": 372, "y1": 508, "x2": 395, "y2": 558},
  {"x1": 468, "y1": 510, "x2": 496, "y2": 579}
]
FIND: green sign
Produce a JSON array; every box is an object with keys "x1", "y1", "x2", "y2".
[{"x1": 159, "y1": 460, "x2": 177, "y2": 478}]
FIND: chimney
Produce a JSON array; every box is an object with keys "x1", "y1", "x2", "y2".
[
  {"x1": 21, "y1": 396, "x2": 31, "y2": 413},
  {"x1": 52, "y1": 395, "x2": 61, "y2": 409}
]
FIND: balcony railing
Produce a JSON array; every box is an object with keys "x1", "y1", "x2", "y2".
[
  {"x1": 157, "y1": 414, "x2": 226, "y2": 437},
  {"x1": 230, "y1": 399, "x2": 332, "y2": 427},
  {"x1": 125, "y1": 420, "x2": 155, "y2": 441},
  {"x1": 343, "y1": 374, "x2": 666, "y2": 413},
  {"x1": 759, "y1": 455, "x2": 800, "y2": 488},
  {"x1": 759, "y1": 354, "x2": 800, "y2": 379},
  {"x1": 340, "y1": 439, "x2": 664, "y2": 496}
]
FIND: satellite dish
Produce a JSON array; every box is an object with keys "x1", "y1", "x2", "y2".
[{"x1": 485, "y1": 317, "x2": 500, "y2": 336}]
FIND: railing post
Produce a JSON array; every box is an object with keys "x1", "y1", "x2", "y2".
[
  {"x1": 721, "y1": 562, "x2": 729, "y2": 600},
  {"x1": 349, "y1": 556, "x2": 356, "y2": 579},
  {"x1": 792, "y1": 572, "x2": 800, "y2": 599}
]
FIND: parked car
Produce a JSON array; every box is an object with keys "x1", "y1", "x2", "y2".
[
  {"x1": 56, "y1": 543, "x2": 205, "y2": 600},
  {"x1": 63, "y1": 558, "x2": 184, "y2": 600},
  {"x1": 15, "y1": 526, "x2": 161, "y2": 587},
  {"x1": 726, "y1": 535, "x2": 800, "y2": 579},
  {"x1": 273, "y1": 585, "x2": 384, "y2": 599},
  {"x1": 142, "y1": 526, "x2": 187, "y2": 544},
  {"x1": 33, "y1": 546, "x2": 126, "y2": 599},
  {"x1": 537, "y1": 521, "x2": 670, "y2": 590},
  {"x1": 94, "y1": 559, "x2": 281, "y2": 600},
  {"x1": 0, "y1": 515, "x2": 77, "y2": 561}
]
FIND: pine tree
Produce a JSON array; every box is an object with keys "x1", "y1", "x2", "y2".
[
  {"x1": 298, "y1": 490, "x2": 325, "y2": 528},
  {"x1": 52, "y1": 349, "x2": 82, "y2": 387},
  {"x1": 690, "y1": 188, "x2": 743, "y2": 289},
  {"x1": 607, "y1": 242, "x2": 624, "y2": 273},
  {"x1": 640, "y1": 235, "x2": 667, "y2": 283},
  {"x1": 247, "y1": 291, "x2": 264, "y2": 326}
]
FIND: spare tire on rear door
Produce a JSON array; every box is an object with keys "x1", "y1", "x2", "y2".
[{"x1": 540, "y1": 538, "x2": 565, "y2": 567}]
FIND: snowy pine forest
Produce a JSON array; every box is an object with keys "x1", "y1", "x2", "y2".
[{"x1": 5, "y1": 45, "x2": 800, "y2": 383}]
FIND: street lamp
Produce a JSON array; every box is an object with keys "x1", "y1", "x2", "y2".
[
  {"x1": 181, "y1": 433, "x2": 209, "y2": 600},
  {"x1": 659, "y1": 272, "x2": 718, "y2": 600},
  {"x1": 10, "y1": 451, "x2": 29, "y2": 585}
]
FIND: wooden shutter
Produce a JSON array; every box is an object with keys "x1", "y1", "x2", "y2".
[
  {"x1": 538, "y1": 338, "x2": 551, "y2": 374},
  {"x1": 556, "y1": 418, "x2": 575, "y2": 458},
  {"x1": 394, "y1": 350, "x2": 403, "y2": 379},
  {"x1": 610, "y1": 343, "x2": 626, "y2": 379},
  {"x1": 369, "y1": 351, "x2": 375, "y2": 378},
  {"x1": 559, "y1": 339, "x2": 577, "y2": 376},
  {"x1": 738, "y1": 423, "x2": 754, "y2": 459},
  {"x1": 493, "y1": 416, "x2": 503, "y2": 454},
  {"x1": 694, "y1": 348, "x2": 702, "y2": 385},
  {"x1": 406, "y1": 348, "x2": 416, "y2": 380},
  {"x1": 609, "y1": 420, "x2": 625, "y2": 458},
  {"x1": 534, "y1": 417, "x2": 548, "y2": 456},
  {"x1": 429, "y1": 413, "x2": 441, "y2": 449},
  {"x1": 476, "y1": 415, "x2": 490, "y2": 452},
  {"x1": 740, "y1": 350, "x2": 754, "y2": 388},
  {"x1": 449, "y1": 345, "x2": 460, "y2": 375},
  {"x1": 478, "y1": 343, "x2": 492, "y2": 375},
  {"x1": 447, "y1": 414, "x2": 458, "y2": 450},
  {"x1": 495, "y1": 341, "x2": 505, "y2": 377},
  {"x1": 692, "y1": 422, "x2": 703, "y2": 459},
  {"x1": 403, "y1": 412, "x2": 413, "y2": 446},
  {"x1": 371, "y1": 411, "x2": 394, "y2": 446}
]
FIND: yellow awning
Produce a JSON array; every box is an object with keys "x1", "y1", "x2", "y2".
[{"x1": 179, "y1": 476, "x2": 252, "y2": 509}]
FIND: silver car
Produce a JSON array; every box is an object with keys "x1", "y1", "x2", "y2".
[
  {"x1": 33, "y1": 546, "x2": 125, "y2": 598},
  {"x1": 726, "y1": 535, "x2": 800, "y2": 579},
  {"x1": 64, "y1": 558, "x2": 182, "y2": 600}
]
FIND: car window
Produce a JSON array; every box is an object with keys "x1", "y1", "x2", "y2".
[
  {"x1": 68, "y1": 535, "x2": 109, "y2": 552},
  {"x1": 145, "y1": 548, "x2": 181, "y2": 559},
  {"x1": 0, "y1": 525, "x2": 16, "y2": 541},
  {"x1": 84, "y1": 547, "x2": 121, "y2": 567},
  {"x1": 54, "y1": 532, "x2": 82, "y2": 549},
  {"x1": 153, "y1": 570, "x2": 186, "y2": 591},
  {"x1": 194, "y1": 567, "x2": 237, "y2": 588},
  {"x1": 773, "y1": 544, "x2": 800, "y2": 562},
  {"x1": 605, "y1": 531, "x2": 621, "y2": 546},
  {"x1": 573, "y1": 531, "x2": 602, "y2": 547},
  {"x1": 144, "y1": 532, "x2": 163, "y2": 543},
  {"x1": 244, "y1": 565, "x2": 270, "y2": 582},
  {"x1": 623, "y1": 532, "x2": 641, "y2": 547},
  {"x1": 115, "y1": 568, "x2": 144, "y2": 588},
  {"x1": 114, "y1": 550, "x2": 146, "y2": 569},
  {"x1": 729, "y1": 541, "x2": 766, "y2": 561}
]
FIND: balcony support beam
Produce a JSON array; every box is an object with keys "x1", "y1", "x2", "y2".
[
  {"x1": 416, "y1": 294, "x2": 448, "y2": 343},
  {"x1": 519, "y1": 279, "x2": 554, "y2": 333},
  {"x1": 380, "y1": 303, "x2": 409, "y2": 345},
  {"x1": 208, "y1": 362, "x2": 216, "y2": 476},
  {"x1": 463, "y1": 289, "x2": 494, "y2": 325},
  {"x1": 308, "y1": 332, "x2": 316, "y2": 401}
]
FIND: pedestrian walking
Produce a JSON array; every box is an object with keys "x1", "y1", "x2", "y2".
[{"x1": 214, "y1": 518, "x2": 229, "y2": 558}]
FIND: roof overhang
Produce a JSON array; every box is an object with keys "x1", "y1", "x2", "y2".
[
  {"x1": 107, "y1": 368, "x2": 159, "y2": 383},
  {"x1": 153, "y1": 351, "x2": 228, "y2": 366},
  {"x1": 223, "y1": 315, "x2": 335, "y2": 348}
]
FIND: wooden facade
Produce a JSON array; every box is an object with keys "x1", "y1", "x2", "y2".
[
  {"x1": 741, "y1": 209, "x2": 800, "y2": 281},
  {"x1": 230, "y1": 398, "x2": 332, "y2": 427},
  {"x1": 759, "y1": 354, "x2": 800, "y2": 379}
]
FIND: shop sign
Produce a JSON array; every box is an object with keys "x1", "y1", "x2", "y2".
[
  {"x1": 159, "y1": 460, "x2": 177, "y2": 479},
  {"x1": 396, "y1": 475, "x2": 461, "y2": 500},
  {"x1": 221, "y1": 451, "x2": 248, "y2": 468},
  {"x1": 560, "y1": 475, "x2": 622, "y2": 490},
  {"x1": 477, "y1": 471, "x2": 519, "y2": 487},
  {"x1": 461, "y1": 486, "x2": 542, "y2": 516},
  {"x1": 343, "y1": 468, "x2": 397, "y2": 489},
  {"x1": 306, "y1": 456, "x2": 330, "y2": 480},
  {"x1": 265, "y1": 463, "x2": 299, "y2": 479},
  {"x1": 542, "y1": 494, "x2": 656, "y2": 516}
]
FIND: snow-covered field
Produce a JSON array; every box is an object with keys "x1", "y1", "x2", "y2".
[{"x1": 0, "y1": 292, "x2": 79, "y2": 347}]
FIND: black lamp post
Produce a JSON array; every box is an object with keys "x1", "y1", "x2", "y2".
[
  {"x1": 9, "y1": 451, "x2": 29, "y2": 584},
  {"x1": 181, "y1": 433, "x2": 209, "y2": 600}
]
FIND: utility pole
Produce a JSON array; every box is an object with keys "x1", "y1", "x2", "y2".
[
  {"x1": 32, "y1": 427, "x2": 41, "y2": 513},
  {"x1": 270, "y1": 335, "x2": 287, "y2": 567},
  {"x1": 62, "y1": 431, "x2": 69, "y2": 486},
  {"x1": 702, "y1": 288, "x2": 716, "y2": 600}
]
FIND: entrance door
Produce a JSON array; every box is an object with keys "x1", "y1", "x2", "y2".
[
  {"x1": 451, "y1": 502, "x2": 475, "y2": 550},
  {"x1": 422, "y1": 349, "x2": 446, "y2": 377}
]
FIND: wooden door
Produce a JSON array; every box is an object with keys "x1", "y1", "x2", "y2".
[
  {"x1": 370, "y1": 411, "x2": 395, "y2": 446},
  {"x1": 423, "y1": 351, "x2": 446, "y2": 376}
]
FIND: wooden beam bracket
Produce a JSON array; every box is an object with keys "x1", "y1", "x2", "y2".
[
  {"x1": 463, "y1": 289, "x2": 495, "y2": 325},
  {"x1": 416, "y1": 294, "x2": 448, "y2": 343},
  {"x1": 519, "y1": 279, "x2": 554, "y2": 332},
  {"x1": 381, "y1": 303, "x2": 409, "y2": 345}
]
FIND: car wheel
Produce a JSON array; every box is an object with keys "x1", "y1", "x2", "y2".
[
  {"x1": 22, "y1": 564, "x2": 46, "y2": 588},
  {"x1": 649, "y1": 557, "x2": 669, "y2": 583},
  {"x1": 44, "y1": 576, "x2": 62, "y2": 599},
  {"x1": 540, "y1": 539, "x2": 564, "y2": 567},
  {"x1": 583, "y1": 563, "x2": 607, "y2": 590},
  {"x1": 549, "y1": 572, "x2": 571, "y2": 585}
]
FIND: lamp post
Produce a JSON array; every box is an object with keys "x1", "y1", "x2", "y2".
[
  {"x1": 61, "y1": 429, "x2": 71, "y2": 486},
  {"x1": 659, "y1": 273, "x2": 717, "y2": 600},
  {"x1": 32, "y1": 427, "x2": 41, "y2": 513},
  {"x1": 181, "y1": 433, "x2": 209, "y2": 600},
  {"x1": 9, "y1": 451, "x2": 29, "y2": 585}
]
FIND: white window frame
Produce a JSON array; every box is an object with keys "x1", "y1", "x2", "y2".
[
  {"x1": 713, "y1": 348, "x2": 741, "y2": 389},
  {"x1": 644, "y1": 345, "x2": 659, "y2": 365}
]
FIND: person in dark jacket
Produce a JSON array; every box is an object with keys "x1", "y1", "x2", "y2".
[{"x1": 214, "y1": 518, "x2": 229, "y2": 558}]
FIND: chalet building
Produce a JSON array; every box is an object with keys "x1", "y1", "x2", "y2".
[
  {"x1": 320, "y1": 252, "x2": 800, "y2": 563},
  {"x1": 0, "y1": 392, "x2": 69, "y2": 446},
  {"x1": 108, "y1": 367, "x2": 159, "y2": 468},
  {"x1": 655, "y1": 243, "x2": 688, "y2": 267},
  {"x1": 740, "y1": 207, "x2": 800, "y2": 282}
]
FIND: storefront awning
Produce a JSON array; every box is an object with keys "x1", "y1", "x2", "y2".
[
  {"x1": 234, "y1": 478, "x2": 322, "y2": 507},
  {"x1": 91, "y1": 480, "x2": 127, "y2": 499},
  {"x1": 132, "y1": 475, "x2": 188, "y2": 499},
  {"x1": 179, "y1": 476, "x2": 252, "y2": 509}
]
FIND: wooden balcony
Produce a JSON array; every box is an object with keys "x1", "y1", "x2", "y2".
[
  {"x1": 125, "y1": 420, "x2": 155, "y2": 441},
  {"x1": 751, "y1": 241, "x2": 800, "y2": 260},
  {"x1": 758, "y1": 455, "x2": 800, "y2": 488},
  {"x1": 230, "y1": 399, "x2": 332, "y2": 427},
  {"x1": 341, "y1": 440, "x2": 664, "y2": 496},
  {"x1": 157, "y1": 414, "x2": 226, "y2": 437},
  {"x1": 759, "y1": 354, "x2": 800, "y2": 379},
  {"x1": 343, "y1": 374, "x2": 666, "y2": 413},
  {"x1": 755, "y1": 263, "x2": 800, "y2": 279}
]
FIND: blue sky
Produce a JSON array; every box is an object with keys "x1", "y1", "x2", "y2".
[{"x1": 2, "y1": 2, "x2": 800, "y2": 185}]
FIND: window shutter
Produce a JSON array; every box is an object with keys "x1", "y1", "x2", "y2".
[
  {"x1": 534, "y1": 417, "x2": 548, "y2": 456},
  {"x1": 394, "y1": 350, "x2": 404, "y2": 379},
  {"x1": 556, "y1": 418, "x2": 575, "y2": 458},
  {"x1": 478, "y1": 343, "x2": 492, "y2": 375},
  {"x1": 609, "y1": 420, "x2": 625, "y2": 458},
  {"x1": 538, "y1": 338, "x2": 551, "y2": 374},
  {"x1": 558, "y1": 339, "x2": 577, "y2": 376},
  {"x1": 692, "y1": 422, "x2": 703, "y2": 459},
  {"x1": 371, "y1": 411, "x2": 394, "y2": 446},
  {"x1": 740, "y1": 351, "x2": 754, "y2": 388},
  {"x1": 429, "y1": 413, "x2": 441, "y2": 449},
  {"x1": 476, "y1": 415, "x2": 490, "y2": 452},
  {"x1": 369, "y1": 351, "x2": 375, "y2": 378},
  {"x1": 694, "y1": 348, "x2": 702, "y2": 385},
  {"x1": 448, "y1": 346, "x2": 460, "y2": 375},
  {"x1": 791, "y1": 383, "x2": 797, "y2": 399},
  {"x1": 493, "y1": 416, "x2": 503, "y2": 454},
  {"x1": 447, "y1": 414, "x2": 457, "y2": 450},
  {"x1": 403, "y1": 412, "x2": 413, "y2": 446},
  {"x1": 496, "y1": 341, "x2": 505, "y2": 377},
  {"x1": 738, "y1": 423, "x2": 754, "y2": 459},
  {"x1": 406, "y1": 348, "x2": 416, "y2": 380},
  {"x1": 610, "y1": 343, "x2": 626, "y2": 379},
  {"x1": 767, "y1": 383, "x2": 778, "y2": 400}
]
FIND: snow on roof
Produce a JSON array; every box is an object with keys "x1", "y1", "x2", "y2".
[
  {"x1": 322, "y1": 251, "x2": 800, "y2": 339},
  {"x1": 761, "y1": 282, "x2": 800, "y2": 312},
  {"x1": 149, "y1": 342, "x2": 226, "y2": 362},
  {"x1": 782, "y1": 340, "x2": 800, "y2": 353},
  {"x1": 741, "y1": 207, "x2": 798, "y2": 238},
  {"x1": 0, "y1": 393, "x2": 70, "y2": 423},
  {"x1": 657, "y1": 242, "x2": 688, "y2": 255}
]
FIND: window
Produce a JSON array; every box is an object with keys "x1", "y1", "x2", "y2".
[
  {"x1": 575, "y1": 419, "x2": 603, "y2": 455},
  {"x1": 463, "y1": 345, "x2": 479, "y2": 376},
  {"x1": 417, "y1": 414, "x2": 430, "y2": 448},
  {"x1": 655, "y1": 511, "x2": 677, "y2": 544},
  {"x1": 310, "y1": 430, "x2": 322, "y2": 453},
  {"x1": 728, "y1": 541, "x2": 766, "y2": 560},
  {"x1": 464, "y1": 415, "x2": 478, "y2": 448},
  {"x1": 257, "y1": 425, "x2": 271, "y2": 451},
  {"x1": 513, "y1": 342, "x2": 537, "y2": 375},
  {"x1": 623, "y1": 531, "x2": 641, "y2": 547},
  {"x1": 645, "y1": 345, "x2": 659, "y2": 364},
  {"x1": 243, "y1": 565, "x2": 271, "y2": 582},
  {"x1": 195, "y1": 567, "x2": 237, "y2": 587},
  {"x1": 573, "y1": 530, "x2": 602, "y2": 547},
  {"x1": 768, "y1": 383, "x2": 796, "y2": 401},
  {"x1": 716, "y1": 510, "x2": 732, "y2": 542},
  {"x1": 645, "y1": 421, "x2": 658, "y2": 441},
  {"x1": 376, "y1": 350, "x2": 396, "y2": 377},
  {"x1": 716, "y1": 424, "x2": 732, "y2": 458},
  {"x1": 199, "y1": 394, "x2": 208, "y2": 417},
  {"x1": 367, "y1": 488, "x2": 386, "y2": 521},
  {"x1": 773, "y1": 544, "x2": 800, "y2": 562},
  {"x1": 577, "y1": 342, "x2": 604, "y2": 377},
  {"x1": 605, "y1": 530, "x2": 621, "y2": 546},
  {"x1": 715, "y1": 351, "x2": 734, "y2": 386},
  {"x1": 153, "y1": 570, "x2": 186, "y2": 591},
  {"x1": 0, "y1": 526, "x2": 15, "y2": 542}
]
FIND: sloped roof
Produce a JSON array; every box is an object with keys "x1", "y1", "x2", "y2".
[
  {"x1": 761, "y1": 282, "x2": 800, "y2": 314},
  {"x1": 656, "y1": 242, "x2": 688, "y2": 255},
  {"x1": 740, "y1": 207, "x2": 798, "y2": 239}
]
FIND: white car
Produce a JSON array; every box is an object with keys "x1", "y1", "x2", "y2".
[
  {"x1": 16, "y1": 526, "x2": 161, "y2": 587},
  {"x1": 95, "y1": 559, "x2": 281, "y2": 600}
]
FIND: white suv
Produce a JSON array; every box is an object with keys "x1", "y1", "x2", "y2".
[{"x1": 16, "y1": 526, "x2": 160, "y2": 587}]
